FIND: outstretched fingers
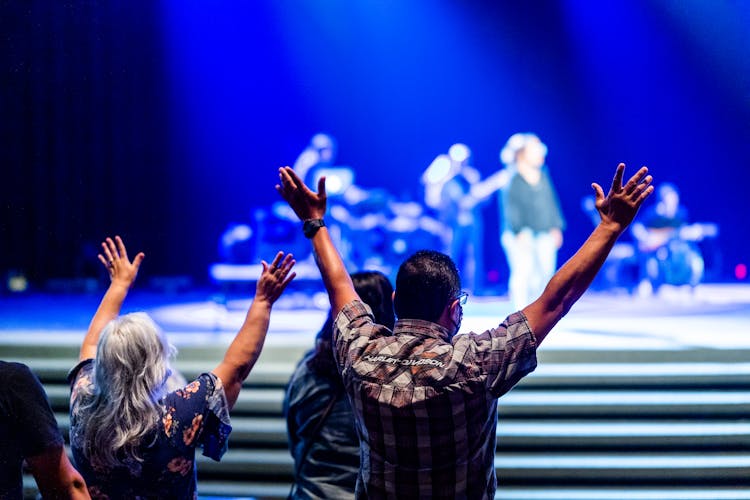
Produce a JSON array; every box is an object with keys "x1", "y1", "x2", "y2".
[
  {"x1": 132, "y1": 252, "x2": 145, "y2": 270},
  {"x1": 633, "y1": 173, "x2": 653, "y2": 193},
  {"x1": 97, "y1": 253, "x2": 110, "y2": 270},
  {"x1": 114, "y1": 235, "x2": 127, "y2": 261},
  {"x1": 96, "y1": 236, "x2": 144, "y2": 282},
  {"x1": 278, "y1": 166, "x2": 300, "y2": 189},
  {"x1": 98, "y1": 238, "x2": 116, "y2": 271},
  {"x1": 610, "y1": 163, "x2": 626, "y2": 193},
  {"x1": 275, "y1": 254, "x2": 296, "y2": 286},
  {"x1": 269, "y1": 251, "x2": 285, "y2": 270},
  {"x1": 280, "y1": 268, "x2": 297, "y2": 288},
  {"x1": 591, "y1": 182, "x2": 605, "y2": 203},
  {"x1": 259, "y1": 252, "x2": 296, "y2": 301},
  {"x1": 275, "y1": 167, "x2": 293, "y2": 198},
  {"x1": 263, "y1": 252, "x2": 295, "y2": 279},
  {"x1": 276, "y1": 166, "x2": 325, "y2": 198},
  {"x1": 102, "y1": 238, "x2": 116, "y2": 261},
  {"x1": 279, "y1": 252, "x2": 295, "y2": 272},
  {"x1": 624, "y1": 167, "x2": 649, "y2": 194},
  {"x1": 636, "y1": 183, "x2": 655, "y2": 203},
  {"x1": 316, "y1": 175, "x2": 327, "y2": 199}
]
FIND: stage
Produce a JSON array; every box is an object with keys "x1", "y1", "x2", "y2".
[{"x1": 2, "y1": 282, "x2": 749, "y2": 352}]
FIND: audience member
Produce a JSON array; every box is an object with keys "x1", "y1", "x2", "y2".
[
  {"x1": 276, "y1": 163, "x2": 653, "y2": 498},
  {"x1": 284, "y1": 271, "x2": 395, "y2": 499},
  {"x1": 0, "y1": 360, "x2": 89, "y2": 499},
  {"x1": 68, "y1": 236, "x2": 295, "y2": 498}
]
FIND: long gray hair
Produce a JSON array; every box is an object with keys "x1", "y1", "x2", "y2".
[{"x1": 80, "y1": 312, "x2": 176, "y2": 469}]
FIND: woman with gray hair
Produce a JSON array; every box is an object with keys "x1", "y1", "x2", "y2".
[{"x1": 68, "y1": 235, "x2": 295, "y2": 498}]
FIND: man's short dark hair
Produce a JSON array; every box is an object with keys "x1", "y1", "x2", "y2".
[{"x1": 394, "y1": 250, "x2": 461, "y2": 322}]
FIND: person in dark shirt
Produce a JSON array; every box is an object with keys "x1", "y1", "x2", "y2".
[
  {"x1": 284, "y1": 271, "x2": 395, "y2": 499},
  {"x1": 632, "y1": 183, "x2": 688, "y2": 247},
  {"x1": 0, "y1": 360, "x2": 89, "y2": 499},
  {"x1": 499, "y1": 133, "x2": 565, "y2": 309},
  {"x1": 631, "y1": 182, "x2": 706, "y2": 292}
]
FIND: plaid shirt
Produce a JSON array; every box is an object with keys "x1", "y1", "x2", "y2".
[{"x1": 334, "y1": 300, "x2": 538, "y2": 499}]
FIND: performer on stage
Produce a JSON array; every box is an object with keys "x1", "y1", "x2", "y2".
[
  {"x1": 422, "y1": 144, "x2": 509, "y2": 293},
  {"x1": 499, "y1": 133, "x2": 565, "y2": 310},
  {"x1": 631, "y1": 182, "x2": 712, "y2": 294},
  {"x1": 425, "y1": 144, "x2": 483, "y2": 292}
]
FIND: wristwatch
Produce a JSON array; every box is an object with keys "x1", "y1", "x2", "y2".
[{"x1": 303, "y1": 218, "x2": 325, "y2": 239}]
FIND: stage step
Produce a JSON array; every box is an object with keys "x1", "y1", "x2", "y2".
[
  {"x1": 190, "y1": 448, "x2": 750, "y2": 483},
  {"x1": 16, "y1": 355, "x2": 750, "y2": 388},
  {"x1": 51, "y1": 412, "x2": 750, "y2": 451},
  {"x1": 45, "y1": 384, "x2": 750, "y2": 420},
  {"x1": 7, "y1": 330, "x2": 749, "y2": 498},
  {"x1": 23, "y1": 476, "x2": 750, "y2": 500}
]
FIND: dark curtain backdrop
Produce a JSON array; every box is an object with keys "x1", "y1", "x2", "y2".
[{"x1": 2, "y1": 1, "x2": 173, "y2": 284}]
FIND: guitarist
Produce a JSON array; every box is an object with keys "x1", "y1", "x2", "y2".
[
  {"x1": 426, "y1": 144, "x2": 510, "y2": 293},
  {"x1": 631, "y1": 182, "x2": 710, "y2": 291}
]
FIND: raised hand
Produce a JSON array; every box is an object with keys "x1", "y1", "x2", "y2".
[
  {"x1": 256, "y1": 251, "x2": 296, "y2": 304},
  {"x1": 591, "y1": 163, "x2": 654, "y2": 233},
  {"x1": 214, "y1": 250, "x2": 297, "y2": 408},
  {"x1": 523, "y1": 164, "x2": 654, "y2": 345},
  {"x1": 97, "y1": 235, "x2": 145, "y2": 289},
  {"x1": 275, "y1": 166, "x2": 327, "y2": 221},
  {"x1": 80, "y1": 235, "x2": 145, "y2": 360}
]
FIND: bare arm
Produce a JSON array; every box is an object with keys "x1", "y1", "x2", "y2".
[
  {"x1": 79, "y1": 236, "x2": 144, "y2": 361},
  {"x1": 275, "y1": 166, "x2": 359, "y2": 318},
  {"x1": 212, "y1": 251, "x2": 296, "y2": 409},
  {"x1": 523, "y1": 164, "x2": 654, "y2": 344},
  {"x1": 27, "y1": 445, "x2": 90, "y2": 499},
  {"x1": 469, "y1": 168, "x2": 510, "y2": 201}
]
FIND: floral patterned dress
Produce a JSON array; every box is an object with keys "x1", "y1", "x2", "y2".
[{"x1": 68, "y1": 359, "x2": 231, "y2": 499}]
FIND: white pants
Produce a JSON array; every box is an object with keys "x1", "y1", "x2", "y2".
[{"x1": 501, "y1": 229, "x2": 558, "y2": 311}]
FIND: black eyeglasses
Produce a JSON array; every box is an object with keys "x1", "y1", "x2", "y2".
[{"x1": 454, "y1": 291, "x2": 469, "y2": 306}]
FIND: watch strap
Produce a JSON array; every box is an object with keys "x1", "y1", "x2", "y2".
[{"x1": 303, "y1": 218, "x2": 325, "y2": 238}]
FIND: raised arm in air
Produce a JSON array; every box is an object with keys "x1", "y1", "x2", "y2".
[
  {"x1": 79, "y1": 236, "x2": 144, "y2": 361},
  {"x1": 212, "y1": 251, "x2": 296, "y2": 409},
  {"x1": 523, "y1": 163, "x2": 654, "y2": 344},
  {"x1": 275, "y1": 166, "x2": 359, "y2": 318}
]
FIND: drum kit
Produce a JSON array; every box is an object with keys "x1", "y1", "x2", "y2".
[{"x1": 235, "y1": 187, "x2": 446, "y2": 277}]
